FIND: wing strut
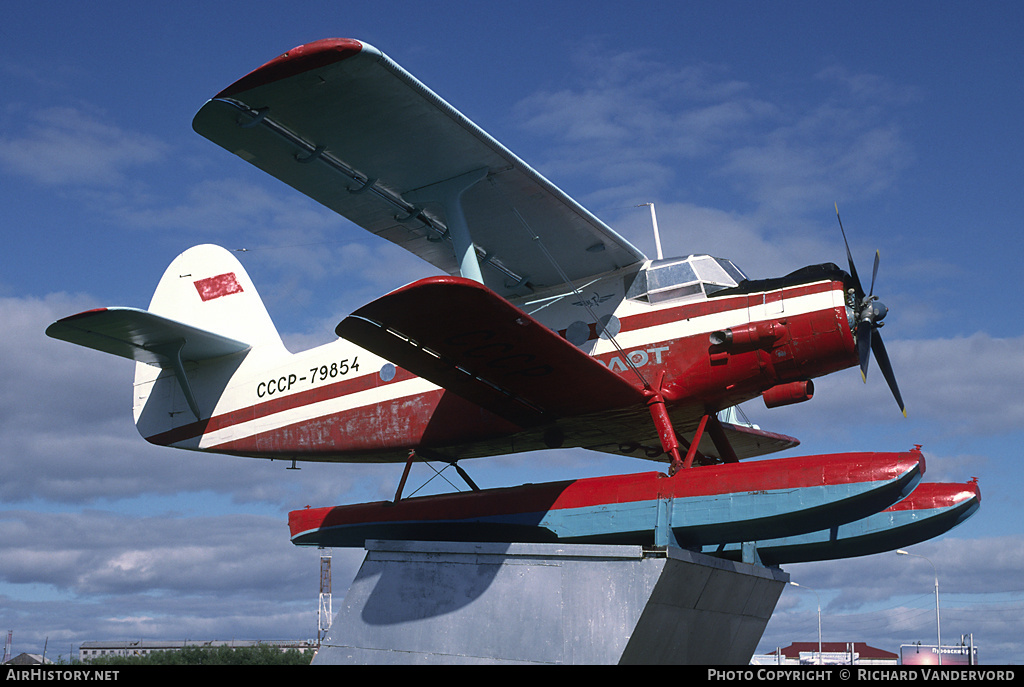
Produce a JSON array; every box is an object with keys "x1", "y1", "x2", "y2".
[
  {"x1": 649, "y1": 387, "x2": 740, "y2": 474},
  {"x1": 394, "y1": 450, "x2": 417, "y2": 502},
  {"x1": 682, "y1": 414, "x2": 711, "y2": 471},
  {"x1": 705, "y1": 413, "x2": 740, "y2": 464},
  {"x1": 498, "y1": 184, "x2": 651, "y2": 390},
  {"x1": 405, "y1": 168, "x2": 489, "y2": 283}
]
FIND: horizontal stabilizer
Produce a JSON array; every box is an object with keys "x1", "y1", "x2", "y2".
[
  {"x1": 337, "y1": 276, "x2": 647, "y2": 426},
  {"x1": 47, "y1": 307, "x2": 251, "y2": 420},
  {"x1": 46, "y1": 307, "x2": 251, "y2": 365},
  {"x1": 707, "y1": 480, "x2": 981, "y2": 565}
]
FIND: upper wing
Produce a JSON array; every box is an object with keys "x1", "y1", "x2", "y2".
[
  {"x1": 192, "y1": 38, "x2": 646, "y2": 300},
  {"x1": 336, "y1": 276, "x2": 648, "y2": 427}
]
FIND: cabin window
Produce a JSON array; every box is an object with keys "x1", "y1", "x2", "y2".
[
  {"x1": 647, "y1": 260, "x2": 697, "y2": 292},
  {"x1": 626, "y1": 255, "x2": 747, "y2": 304}
]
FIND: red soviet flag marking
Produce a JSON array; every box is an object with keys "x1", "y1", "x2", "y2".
[{"x1": 194, "y1": 273, "x2": 244, "y2": 301}]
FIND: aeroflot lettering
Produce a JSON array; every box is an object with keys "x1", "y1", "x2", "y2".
[{"x1": 598, "y1": 345, "x2": 670, "y2": 372}]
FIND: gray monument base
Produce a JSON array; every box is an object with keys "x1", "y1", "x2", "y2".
[{"x1": 312, "y1": 540, "x2": 788, "y2": 665}]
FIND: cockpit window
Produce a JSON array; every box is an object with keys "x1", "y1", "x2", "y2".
[
  {"x1": 626, "y1": 255, "x2": 747, "y2": 304},
  {"x1": 647, "y1": 260, "x2": 697, "y2": 291},
  {"x1": 716, "y1": 258, "x2": 748, "y2": 284}
]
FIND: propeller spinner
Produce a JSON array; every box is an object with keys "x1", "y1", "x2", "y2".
[{"x1": 835, "y1": 204, "x2": 907, "y2": 417}]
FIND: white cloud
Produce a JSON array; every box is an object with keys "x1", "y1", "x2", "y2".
[
  {"x1": 0, "y1": 509, "x2": 315, "y2": 595},
  {"x1": 761, "y1": 536, "x2": 1024, "y2": 663},
  {"x1": 511, "y1": 44, "x2": 915, "y2": 250},
  {"x1": 0, "y1": 107, "x2": 169, "y2": 186},
  {"x1": 0, "y1": 509, "x2": 350, "y2": 650},
  {"x1": 776, "y1": 332, "x2": 1024, "y2": 438},
  {"x1": 0, "y1": 292, "x2": 394, "y2": 506}
]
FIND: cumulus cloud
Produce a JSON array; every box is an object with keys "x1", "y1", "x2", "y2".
[
  {"x1": 0, "y1": 292, "x2": 394, "y2": 506},
  {"x1": 0, "y1": 510, "x2": 306, "y2": 595},
  {"x1": 767, "y1": 331, "x2": 1024, "y2": 441},
  {"x1": 0, "y1": 107, "x2": 169, "y2": 187},
  {"x1": 761, "y1": 536, "x2": 1024, "y2": 662},
  {"x1": 510, "y1": 43, "x2": 915, "y2": 262},
  {"x1": 0, "y1": 508, "x2": 359, "y2": 649},
  {"x1": 896, "y1": 333, "x2": 1024, "y2": 434}
]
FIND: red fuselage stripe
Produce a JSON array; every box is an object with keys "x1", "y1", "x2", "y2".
[{"x1": 145, "y1": 365, "x2": 418, "y2": 446}]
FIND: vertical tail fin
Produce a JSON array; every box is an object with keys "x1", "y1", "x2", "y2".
[
  {"x1": 147, "y1": 244, "x2": 285, "y2": 353},
  {"x1": 132, "y1": 244, "x2": 288, "y2": 432}
]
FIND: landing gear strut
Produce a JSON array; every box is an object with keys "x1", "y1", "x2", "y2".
[{"x1": 646, "y1": 388, "x2": 739, "y2": 474}]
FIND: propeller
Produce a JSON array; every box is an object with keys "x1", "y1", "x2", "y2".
[{"x1": 835, "y1": 203, "x2": 907, "y2": 417}]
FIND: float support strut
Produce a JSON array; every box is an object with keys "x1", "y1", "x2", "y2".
[
  {"x1": 706, "y1": 413, "x2": 739, "y2": 463},
  {"x1": 646, "y1": 390, "x2": 684, "y2": 475},
  {"x1": 394, "y1": 450, "x2": 416, "y2": 502},
  {"x1": 683, "y1": 414, "x2": 710, "y2": 470}
]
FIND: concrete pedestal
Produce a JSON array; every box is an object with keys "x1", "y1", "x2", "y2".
[{"x1": 312, "y1": 540, "x2": 787, "y2": 665}]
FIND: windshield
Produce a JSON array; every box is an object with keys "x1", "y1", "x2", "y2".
[{"x1": 626, "y1": 255, "x2": 747, "y2": 304}]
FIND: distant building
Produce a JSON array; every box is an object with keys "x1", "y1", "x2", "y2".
[
  {"x1": 78, "y1": 639, "x2": 314, "y2": 662},
  {"x1": 3, "y1": 653, "x2": 52, "y2": 666},
  {"x1": 900, "y1": 643, "x2": 978, "y2": 666},
  {"x1": 751, "y1": 642, "x2": 898, "y2": 665}
]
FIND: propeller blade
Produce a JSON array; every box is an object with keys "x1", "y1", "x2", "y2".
[
  {"x1": 835, "y1": 203, "x2": 864, "y2": 298},
  {"x1": 856, "y1": 320, "x2": 872, "y2": 381},
  {"x1": 870, "y1": 333, "x2": 907, "y2": 417},
  {"x1": 869, "y1": 249, "x2": 880, "y2": 298}
]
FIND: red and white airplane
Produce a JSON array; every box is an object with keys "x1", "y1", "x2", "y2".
[{"x1": 48, "y1": 39, "x2": 976, "y2": 555}]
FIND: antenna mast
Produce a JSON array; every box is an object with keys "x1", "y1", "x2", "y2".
[{"x1": 637, "y1": 203, "x2": 663, "y2": 259}]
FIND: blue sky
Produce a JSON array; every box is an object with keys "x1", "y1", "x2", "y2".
[{"x1": 2, "y1": 0, "x2": 1022, "y2": 664}]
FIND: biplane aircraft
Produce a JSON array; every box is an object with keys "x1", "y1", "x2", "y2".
[{"x1": 47, "y1": 39, "x2": 978, "y2": 559}]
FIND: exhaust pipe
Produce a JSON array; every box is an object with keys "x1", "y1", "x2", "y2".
[{"x1": 763, "y1": 380, "x2": 814, "y2": 408}]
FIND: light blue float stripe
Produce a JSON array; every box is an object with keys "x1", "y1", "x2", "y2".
[{"x1": 538, "y1": 477, "x2": 916, "y2": 540}]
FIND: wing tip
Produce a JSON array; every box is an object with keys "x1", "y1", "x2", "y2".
[{"x1": 216, "y1": 38, "x2": 367, "y2": 98}]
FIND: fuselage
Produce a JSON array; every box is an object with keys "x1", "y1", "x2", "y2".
[{"x1": 135, "y1": 256, "x2": 857, "y2": 464}]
